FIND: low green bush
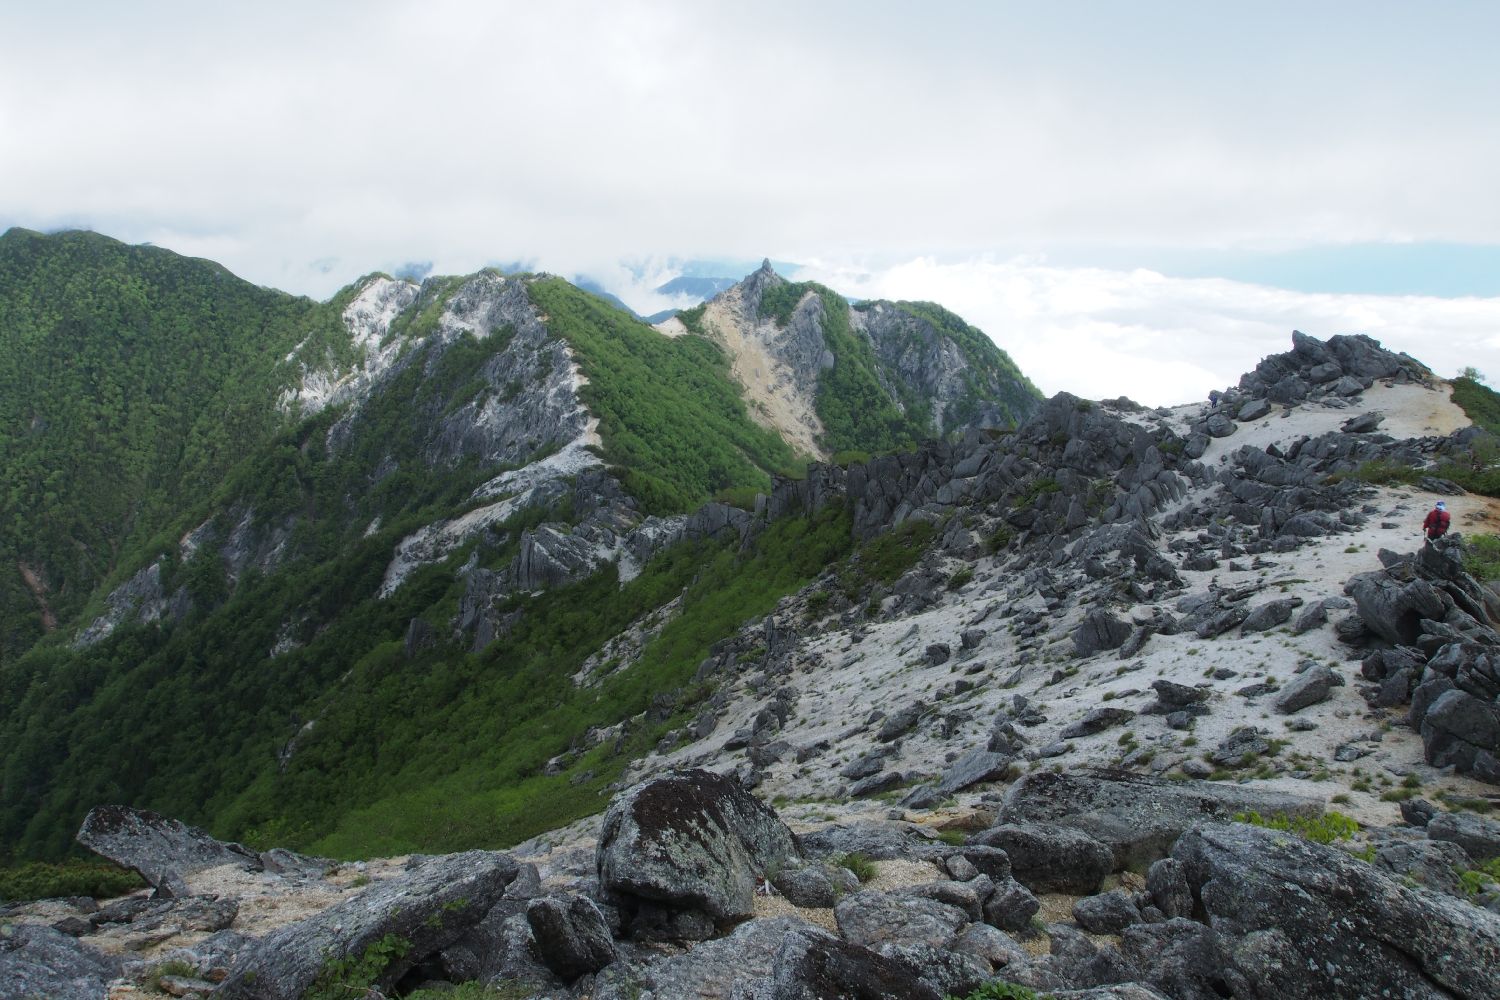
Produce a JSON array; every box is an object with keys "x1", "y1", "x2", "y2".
[
  {"x1": 0, "y1": 860, "x2": 143, "y2": 902},
  {"x1": 1233, "y1": 809, "x2": 1361, "y2": 845}
]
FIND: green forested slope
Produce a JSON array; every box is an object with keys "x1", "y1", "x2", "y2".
[
  {"x1": 0, "y1": 229, "x2": 345, "y2": 662},
  {"x1": 528, "y1": 278, "x2": 802, "y2": 511}
]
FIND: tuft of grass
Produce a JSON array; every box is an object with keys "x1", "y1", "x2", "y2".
[
  {"x1": 1234, "y1": 809, "x2": 1361, "y2": 845},
  {"x1": 947, "y1": 566, "x2": 975, "y2": 591},
  {"x1": 836, "y1": 851, "x2": 878, "y2": 883}
]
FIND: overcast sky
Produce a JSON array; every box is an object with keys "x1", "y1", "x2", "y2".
[{"x1": 3, "y1": 1, "x2": 1499, "y2": 404}]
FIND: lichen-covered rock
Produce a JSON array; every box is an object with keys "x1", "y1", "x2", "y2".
[
  {"x1": 1174, "y1": 821, "x2": 1500, "y2": 999},
  {"x1": 1426, "y1": 811, "x2": 1500, "y2": 861},
  {"x1": 0, "y1": 924, "x2": 122, "y2": 1000},
  {"x1": 1073, "y1": 888, "x2": 1141, "y2": 934},
  {"x1": 995, "y1": 770, "x2": 1321, "y2": 869},
  {"x1": 216, "y1": 850, "x2": 520, "y2": 1000},
  {"x1": 968, "y1": 822, "x2": 1113, "y2": 894},
  {"x1": 76, "y1": 804, "x2": 260, "y2": 888},
  {"x1": 833, "y1": 889, "x2": 968, "y2": 949},
  {"x1": 597, "y1": 769, "x2": 799, "y2": 924}
]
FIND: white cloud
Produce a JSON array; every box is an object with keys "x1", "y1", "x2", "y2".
[
  {"x1": 3, "y1": 3, "x2": 1500, "y2": 300},
  {"x1": 791, "y1": 256, "x2": 1500, "y2": 406}
]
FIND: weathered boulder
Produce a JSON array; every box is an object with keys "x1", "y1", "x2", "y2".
[
  {"x1": 982, "y1": 876, "x2": 1041, "y2": 932},
  {"x1": 968, "y1": 822, "x2": 1113, "y2": 893},
  {"x1": 1419, "y1": 689, "x2": 1500, "y2": 780},
  {"x1": 834, "y1": 889, "x2": 968, "y2": 949},
  {"x1": 1348, "y1": 572, "x2": 1447, "y2": 646},
  {"x1": 1074, "y1": 611, "x2": 1132, "y2": 657},
  {"x1": 1145, "y1": 857, "x2": 1193, "y2": 919},
  {"x1": 800, "y1": 820, "x2": 949, "y2": 862},
  {"x1": 1273, "y1": 663, "x2": 1344, "y2": 714},
  {"x1": 526, "y1": 894, "x2": 615, "y2": 982},
  {"x1": 1426, "y1": 811, "x2": 1500, "y2": 861},
  {"x1": 1072, "y1": 888, "x2": 1141, "y2": 934},
  {"x1": 0, "y1": 924, "x2": 123, "y2": 1000},
  {"x1": 1174, "y1": 821, "x2": 1500, "y2": 999},
  {"x1": 1060, "y1": 708, "x2": 1135, "y2": 740},
  {"x1": 217, "y1": 850, "x2": 519, "y2": 1000},
  {"x1": 995, "y1": 770, "x2": 1322, "y2": 869},
  {"x1": 770, "y1": 861, "x2": 860, "y2": 908},
  {"x1": 623, "y1": 916, "x2": 800, "y2": 999},
  {"x1": 1374, "y1": 839, "x2": 1473, "y2": 897},
  {"x1": 932, "y1": 748, "x2": 1012, "y2": 796},
  {"x1": 76, "y1": 805, "x2": 259, "y2": 888},
  {"x1": 763, "y1": 924, "x2": 944, "y2": 1000},
  {"x1": 1240, "y1": 598, "x2": 1299, "y2": 633},
  {"x1": 597, "y1": 769, "x2": 800, "y2": 924},
  {"x1": 876, "y1": 941, "x2": 992, "y2": 998}
]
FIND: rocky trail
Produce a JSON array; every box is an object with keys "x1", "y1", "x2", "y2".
[{"x1": 7, "y1": 330, "x2": 1500, "y2": 999}]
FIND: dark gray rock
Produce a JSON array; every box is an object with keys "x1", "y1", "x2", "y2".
[
  {"x1": 951, "y1": 921, "x2": 1029, "y2": 970},
  {"x1": 934, "y1": 749, "x2": 1012, "y2": 796},
  {"x1": 1146, "y1": 857, "x2": 1192, "y2": 918},
  {"x1": 762, "y1": 923, "x2": 944, "y2": 1000},
  {"x1": 876, "y1": 941, "x2": 992, "y2": 998},
  {"x1": 849, "y1": 771, "x2": 906, "y2": 798},
  {"x1": 1241, "y1": 598, "x2": 1299, "y2": 633},
  {"x1": 770, "y1": 862, "x2": 859, "y2": 908},
  {"x1": 1205, "y1": 414, "x2": 1236, "y2": 438},
  {"x1": 1072, "y1": 888, "x2": 1141, "y2": 934},
  {"x1": 995, "y1": 770, "x2": 1322, "y2": 869},
  {"x1": 1374, "y1": 838, "x2": 1473, "y2": 897},
  {"x1": 1061, "y1": 708, "x2": 1135, "y2": 740},
  {"x1": 1210, "y1": 726, "x2": 1271, "y2": 766},
  {"x1": 983, "y1": 876, "x2": 1041, "y2": 932},
  {"x1": 1174, "y1": 821, "x2": 1500, "y2": 1000},
  {"x1": 526, "y1": 894, "x2": 615, "y2": 982},
  {"x1": 597, "y1": 769, "x2": 799, "y2": 924},
  {"x1": 1116, "y1": 918, "x2": 1231, "y2": 1000},
  {"x1": 1292, "y1": 601, "x2": 1329, "y2": 635},
  {"x1": 1273, "y1": 663, "x2": 1344, "y2": 714},
  {"x1": 76, "y1": 805, "x2": 259, "y2": 888},
  {"x1": 1237, "y1": 398, "x2": 1271, "y2": 422},
  {"x1": 1349, "y1": 572, "x2": 1447, "y2": 646},
  {"x1": 800, "y1": 820, "x2": 949, "y2": 862},
  {"x1": 1341, "y1": 412, "x2": 1384, "y2": 433},
  {"x1": 1151, "y1": 679, "x2": 1209, "y2": 710},
  {"x1": 0, "y1": 924, "x2": 122, "y2": 1000},
  {"x1": 924, "y1": 643, "x2": 951, "y2": 665},
  {"x1": 218, "y1": 850, "x2": 519, "y2": 1000},
  {"x1": 629, "y1": 915, "x2": 801, "y2": 999},
  {"x1": 1074, "y1": 610, "x2": 1132, "y2": 657},
  {"x1": 834, "y1": 889, "x2": 967, "y2": 949},
  {"x1": 877, "y1": 702, "x2": 927, "y2": 742},
  {"x1": 957, "y1": 845, "x2": 1013, "y2": 881},
  {"x1": 1427, "y1": 811, "x2": 1500, "y2": 861},
  {"x1": 969, "y1": 822, "x2": 1113, "y2": 893},
  {"x1": 1420, "y1": 689, "x2": 1500, "y2": 779}
]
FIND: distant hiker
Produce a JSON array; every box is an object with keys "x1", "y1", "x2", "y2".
[{"x1": 1423, "y1": 500, "x2": 1451, "y2": 541}]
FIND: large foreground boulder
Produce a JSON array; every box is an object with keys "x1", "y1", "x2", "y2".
[
  {"x1": 76, "y1": 804, "x2": 259, "y2": 887},
  {"x1": 216, "y1": 850, "x2": 520, "y2": 1000},
  {"x1": 996, "y1": 770, "x2": 1322, "y2": 868},
  {"x1": 597, "y1": 769, "x2": 799, "y2": 925},
  {"x1": 1173, "y1": 822, "x2": 1500, "y2": 999},
  {"x1": 0, "y1": 924, "x2": 122, "y2": 1000}
]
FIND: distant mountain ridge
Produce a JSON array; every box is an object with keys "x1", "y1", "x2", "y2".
[{"x1": 0, "y1": 230, "x2": 1040, "y2": 861}]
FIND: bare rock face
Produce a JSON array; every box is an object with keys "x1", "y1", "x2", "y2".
[
  {"x1": 1173, "y1": 821, "x2": 1500, "y2": 999},
  {"x1": 76, "y1": 804, "x2": 259, "y2": 888},
  {"x1": 596, "y1": 769, "x2": 800, "y2": 928},
  {"x1": 216, "y1": 850, "x2": 520, "y2": 1000}
]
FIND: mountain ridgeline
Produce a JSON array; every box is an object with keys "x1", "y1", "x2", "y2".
[{"x1": 0, "y1": 231, "x2": 1041, "y2": 862}]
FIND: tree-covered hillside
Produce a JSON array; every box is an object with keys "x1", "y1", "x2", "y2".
[{"x1": 0, "y1": 229, "x2": 346, "y2": 662}]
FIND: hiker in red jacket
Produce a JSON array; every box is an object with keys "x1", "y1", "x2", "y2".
[{"x1": 1423, "y1": 500, "x2": 1451, "y2": 541}]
